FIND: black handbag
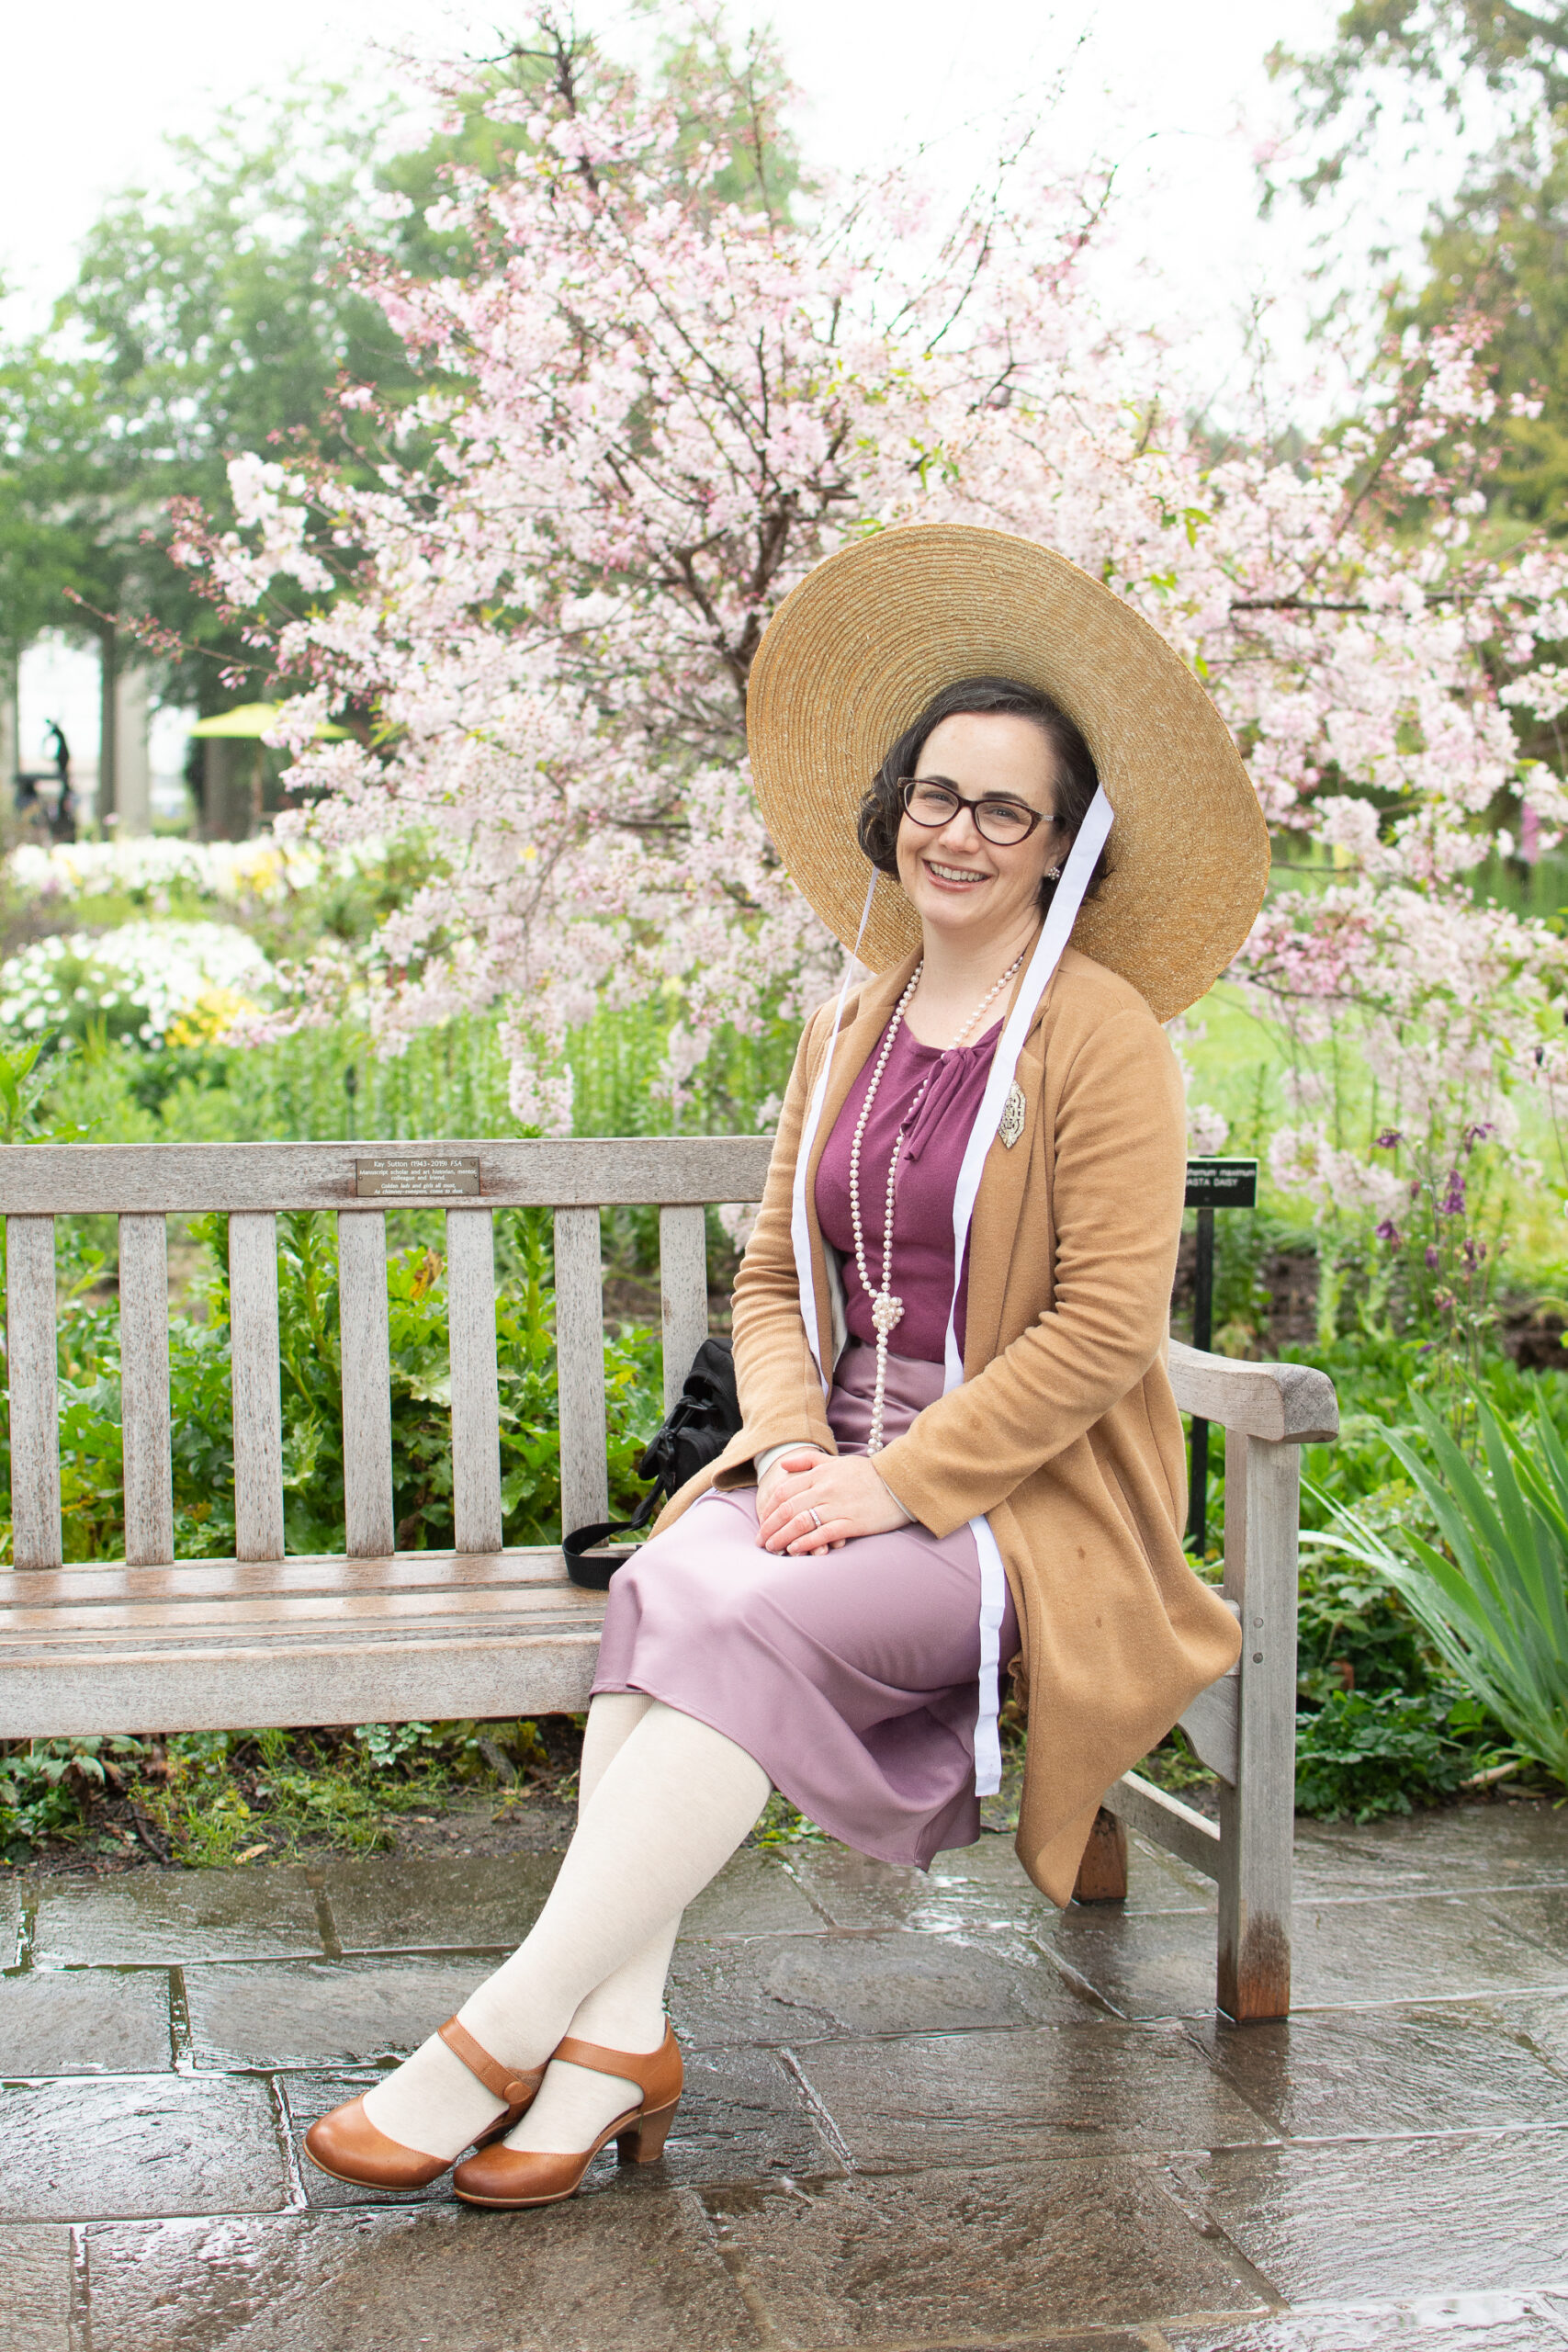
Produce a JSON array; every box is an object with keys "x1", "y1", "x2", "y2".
[{"x1": 563, "y1": 1336, "x2": 741, "y2": 1589}]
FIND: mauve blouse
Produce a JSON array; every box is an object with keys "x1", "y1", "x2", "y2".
[{"x1": 815, "y1": 1015, "x2": 1004, "y2": 1365}]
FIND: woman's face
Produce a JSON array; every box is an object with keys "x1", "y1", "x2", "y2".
[{"x1": 894, "y1": 711, "x2": 1065, "y2": 952}]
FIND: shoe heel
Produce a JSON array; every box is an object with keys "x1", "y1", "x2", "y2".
[{"x1": 617, "y1": 2098, "x2": 678, "y2": 2165}]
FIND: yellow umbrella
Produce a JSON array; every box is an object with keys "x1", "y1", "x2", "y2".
[{"x1": 189, "y1": 703, "x2": 351, "y2": 739}]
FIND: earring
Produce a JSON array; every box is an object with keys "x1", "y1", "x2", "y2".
[{"x1": 1045, "y1": 865, "x2": 1062, "y2": 880}]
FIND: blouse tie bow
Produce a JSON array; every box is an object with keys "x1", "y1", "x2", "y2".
[{"x1": 899, "y1": 1040, "x2": 986, "y2": 1165}]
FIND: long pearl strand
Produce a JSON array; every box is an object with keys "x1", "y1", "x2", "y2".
[{"x1": 848, "y1": 947, "x2": 1028, "y2": 1452}]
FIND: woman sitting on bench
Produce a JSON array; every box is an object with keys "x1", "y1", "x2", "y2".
[{"x1": 305, "y1": 526, "x2": 1260, "y2": 2209}]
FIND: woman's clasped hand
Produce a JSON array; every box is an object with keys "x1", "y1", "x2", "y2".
[{"x1": 755, "y1": 1445, "x2": 913, "y2": 1554}]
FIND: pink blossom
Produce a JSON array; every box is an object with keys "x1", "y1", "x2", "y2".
[{"x1": 158, "y1": 21, "x2": 1568, "y2": 1182}]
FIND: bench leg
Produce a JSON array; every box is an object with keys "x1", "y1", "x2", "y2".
[
  {"x1": 1217, "y1": 1429, "x2": 1298, "y2": 2021},
  {"x1": 1072, "y1": 1805, "x2": 1129, "y2": 1904}
]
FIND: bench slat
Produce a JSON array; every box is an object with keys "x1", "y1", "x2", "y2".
[
  {"x1": 0, "y1": 1629, "x2": 604, "y2": 1740},
  {"x1": 118, "y1": 1214, "x2": 175, "y2": 1567},
  {"x1": 1108, "y1": 1770, "x2": 1222, "y2": 1883},
  {"x1": 6, "y1": 1215, "x2": 62, "y2": 1570},
  {"x1": 659, "y1": 1204, "x2": 710, "y2": 1415},
  {"x1": 0, "y1": 1545, "x2": 613, "y2": 1605},
  {"x1": 1179, "y1": 1672, "x2": 1239, "y2": 1785},
  {"x1": 2, "y1": 1584, "x2": 605, "y2": 1634},
  {"x1": 338, "y1": 1210, "x2": 395, "y2": 1558},
  {"x1": 0, "y1": 1135, "x2": 777, "y2": 1215},
  {"x1": 229, "y1": 1213, "x2": 285, "y2": 1561},
  {"x1": 555, "y1": 1206, "x2": 609, "y2": 1537},
  {"x1": 447, "y1": 1208, "x2": 503, "y2": 1553}
]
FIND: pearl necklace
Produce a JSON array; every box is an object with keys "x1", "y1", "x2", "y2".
[{"x1": 848, "y1": 947, "x2": 1028, "y2": 1452}]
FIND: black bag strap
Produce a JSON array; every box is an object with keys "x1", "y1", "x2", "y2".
[
  {"x1": 562, "y1": 1333, "x2": 741, "y2": 1592},
  {"x1": 562, "y1": 1487, "x2": 662, "y2": 1591}
]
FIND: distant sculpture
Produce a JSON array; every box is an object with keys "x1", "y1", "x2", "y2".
[{"x1": 14, "y1": 721, "x2": 76, "y2": 844}]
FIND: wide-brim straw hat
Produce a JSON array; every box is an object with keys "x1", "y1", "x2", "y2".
[{"x1": 746, "y1": 525, "x2": 1269, "y2": 1023}]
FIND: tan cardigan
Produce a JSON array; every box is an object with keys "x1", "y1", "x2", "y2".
[{"x1": 649, "y1": 944, "x2": 1243, "y2": 1903}]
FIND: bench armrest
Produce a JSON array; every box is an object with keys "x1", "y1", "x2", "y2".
[{"x1": 1168, "y1": 1340, "x2": 1337, "y2": 1444}]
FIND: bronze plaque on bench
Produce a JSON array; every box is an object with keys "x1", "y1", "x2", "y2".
[{"x1": 355, "y1": 1154, "x2": 481, "y2": 1199}]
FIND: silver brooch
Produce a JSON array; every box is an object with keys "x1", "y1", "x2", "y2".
[{"x1": 998, "y1": 1080, "x2": 1026, "y2": 1148}]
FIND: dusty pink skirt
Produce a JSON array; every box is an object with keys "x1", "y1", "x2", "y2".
[{"x1": 591, "y1": 1342, "x2": 1019, "y2": 1868}]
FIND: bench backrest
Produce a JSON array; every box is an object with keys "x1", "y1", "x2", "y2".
[
  {"x1": 0, "y1": 1136, "x2": 1338, "y2": 1577},
  {"x1": 0, "y1": 1136, "x2": 775, "y2": 1571}
]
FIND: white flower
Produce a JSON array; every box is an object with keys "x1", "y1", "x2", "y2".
[{"x1": 0, "y1": 922, "x2": 274, "y2": 1042}]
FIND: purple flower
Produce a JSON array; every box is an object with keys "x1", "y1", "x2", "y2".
[
  {"x1": 1410, "y1": 1179, "x2": 1423, "y2": 1202},
  {"x1": 1374, "y1": 1218, "x2": 1402, "y2": 1245},
  {"x1": 1426, "y1": 1244, "x2": 1441, "y2": 1271},
  {"x1": 1375, "y1": 1129, "x2": 1403, "y2": 1149},
  {"x1": 1438, "y1": 1169, "x2": 1466, "y2": 1216},
  {"x1": 1462, "y1": 1123, "x2": 1495, "y2": 1154}
]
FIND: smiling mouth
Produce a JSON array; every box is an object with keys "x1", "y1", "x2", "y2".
[{"x1": 924, "y1": 859, "x2": 990, "y2": 886}]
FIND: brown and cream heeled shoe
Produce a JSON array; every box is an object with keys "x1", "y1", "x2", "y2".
[
  {"x1": 303, "y1": 2016, "x2": 547, "y2": 2190},
  {"x1": 452, "y1": 2023, "x2": 683, "y2": 2209}
]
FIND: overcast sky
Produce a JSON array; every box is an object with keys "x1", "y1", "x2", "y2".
[
  {"x1": 6, "y1": 0, "x2": 1483, "y2": 764},
  {"x1": 3, "y1": 0, "x2": 1474, "y2": 401}
]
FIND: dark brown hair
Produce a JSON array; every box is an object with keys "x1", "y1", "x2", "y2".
[{"x1": 855, "y1": 676, "x2": 1109, "y2": 914}]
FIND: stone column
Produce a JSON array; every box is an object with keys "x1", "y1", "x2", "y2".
[
  {"x1": 0, "y1": 655, "x2": 17, "y2": 808},
  {"x1": 114, "y1": 668, "x2": 153, "y2": 835},
  {"x1": 96, "y1": 623, "x2": 118, "y2": 831},
  {"x1": 202, "y1": 739, "x2": 254, "y2": 841}
]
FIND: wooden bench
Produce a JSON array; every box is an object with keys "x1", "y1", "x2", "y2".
[{"x1": 0, "y1": 1136, "x2": 1336, "y2": 2022}]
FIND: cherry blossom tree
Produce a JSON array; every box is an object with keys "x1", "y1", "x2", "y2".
[{"x1": 170, "y1": 11, "x2": 1568, "y2": 1250}]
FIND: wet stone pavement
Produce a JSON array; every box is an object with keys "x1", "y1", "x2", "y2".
[{"x1": 5, "y1": 1804, "x2": 1568, "y2": 2351}]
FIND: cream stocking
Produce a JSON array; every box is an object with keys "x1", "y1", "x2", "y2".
[{"x1": 361, "y1": 1700, "x2": 769, "y2": 2161}]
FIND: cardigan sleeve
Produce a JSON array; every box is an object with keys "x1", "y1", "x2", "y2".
[
  {"x1": 871, "y1": 1003, "x2": 1186, "y2": 1539},
  {"x1": 711, "y1": 1005, "x2": 840, "y2": 1484}
]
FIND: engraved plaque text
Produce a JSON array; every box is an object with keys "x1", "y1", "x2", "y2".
[{"x1": 355, "y1": 1154, "x2": 481, "y2": 1200}]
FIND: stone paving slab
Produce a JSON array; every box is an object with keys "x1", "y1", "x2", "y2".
[
  {"x1": 185, "y1": 1956, "x2": 487, "y2": 2069},
  {"x1": 1292, "y1": 1805, "x2": 1568, "y2": 1899},
  {"x1": 791, "y1": 2019, "x2": 1274, "y2": 2168},
  {"x1": 1042, "y1": 1890, "x2": 1568, "y2": 2020},
  {"x1": 704, "y1": 2156, "x2": 1270, "y2": 2342},
  {"x1": 0, "y1": 1965, "x2": 172, "y2": 2075},
  {"x1": 681, "y1": 1849, "x2": 826, "y2": 1937},
  {"x1": 0, "y1": 2073, "x2": 291, "y2": 2222},
  {"x1": 787, "y1": 1829, "x2": 1214, "y2": 1937},
  {"x1": 1179, "y1": 2126, "x2": 1568, "y2": 2304},
  {"x1": 0, "y1": 2223, "x2": 73, "y2": 2352},
  {"x1": 25, "y1": 1867, "x2": 326, "y2": 1966},
  {"x1": 314, "y1": 1851, "x2": 558, "y2": 1954},
  {"x1": 1169, "y1": 2296, "x2": 1568, "y2": 2350},
  {"x1": 80, "y1": 2198, "x2": 764, "y2": 2352},
  {"x1": 6, "y1": 1800, "x2": 1568, "y2": 2347},
  {"x1": 1482, "y1": 1888, "x2": 1568, "y2": 1966},
  {"x1": 1194, "y1": 1999, "x2": 1568, "y2": 2139},
  {"x1": 670, "y1": 1924, "x2": 1087, "y2": 2046}
]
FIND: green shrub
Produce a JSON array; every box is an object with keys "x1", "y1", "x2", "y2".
[
  {"x1": 0, "y1": 1736, "x2": 148, "y2": 1858},
  {"x1": 1294, "y1": 1689, "x2": 1481, "y2": 1822},
  {"x1": 0, "y1": 1716, "x2": 577, "y2": 1865},
  {"x1": 1296, "y1": 1551, "x2": 1438, "y2": 1704},
  {"x1": 1307, "y1": 1395, "x2": 1568, "y2": 1788},
  {"x1": 0, "y1": 1211, "x2": 668, "y2": 1563}
]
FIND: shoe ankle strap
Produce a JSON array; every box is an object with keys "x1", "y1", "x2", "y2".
[
  {"x1": 553, "y1": 2022, "x2": 675, "y2": 2100},
  {"x1": 438, "y1": 2016, "x2": 544, "y2": 2108}
]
